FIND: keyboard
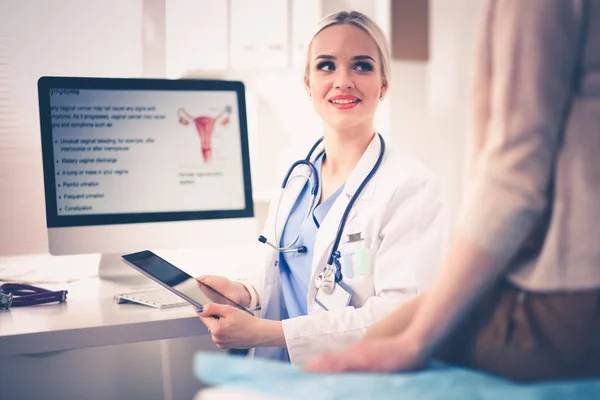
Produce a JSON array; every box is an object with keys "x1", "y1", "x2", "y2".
[{"x1": 114, "y1": 288, "x2": 188, "y2": 309}]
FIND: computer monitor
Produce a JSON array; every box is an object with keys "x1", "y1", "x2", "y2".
[{"x1": 38, "y1": 77, "x2": 256, "y2": 279}]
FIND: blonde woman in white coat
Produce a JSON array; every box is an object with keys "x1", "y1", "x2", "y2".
[
  {"x1": 196, "y1": 10, "x2": 447, "y2": 364},
  {"x1": 305, "y1": 0, "x2": 600, "y2": 383}
]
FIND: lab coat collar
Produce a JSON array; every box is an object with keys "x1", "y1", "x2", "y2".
[
  {"x1": 308, "y1": 133, "x2": 382, "y2": 201},
  {"x1": 342, "y1": 133, "x2": 382, "y2": 201}
]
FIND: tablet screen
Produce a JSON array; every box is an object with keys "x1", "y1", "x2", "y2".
[{"x1": 121, "y1": 250, "x2": 252, "y2": 314}]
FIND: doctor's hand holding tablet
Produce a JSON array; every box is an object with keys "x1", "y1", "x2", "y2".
[
  {"x1": 195, "y1": 276, "x2": 286, "y2": 350},
  {"x1": 194, "y1": 10, "x2": 447, "y2": 363},
  {"x1": 195, "y1": 275, "x2": 252, "y2": 308}
]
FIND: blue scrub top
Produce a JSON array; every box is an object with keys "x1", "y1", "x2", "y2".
[{"x1": 279, "y1": 154, "x2": 344, "y2": 320}]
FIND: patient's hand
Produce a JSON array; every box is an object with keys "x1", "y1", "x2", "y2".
[
  {"x1": 364, "y1": 295, "x2": 424, "y2": 340},
  {"x1": 196, "y1": 275, "x2": 251, "y2": 307},
  {"x1": 303, "y1": 335, "x2": 426, "y2": 374}
]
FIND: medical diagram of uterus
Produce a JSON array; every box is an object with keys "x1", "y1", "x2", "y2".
[{"x1": 177, "y1": 105, "x2": 232, "y2": 162}]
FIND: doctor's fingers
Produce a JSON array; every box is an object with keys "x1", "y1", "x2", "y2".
[
  {"x1": 198, "y1": 318, "x2": 235, "y2": 349},
  {"x1": 198, "y1": 303, "x2": 231, "y2": 318},
  {"x1": 198, "y1": 312, "x2": 237, "y2": 339},
  {"x1": 198, "y1": 314, "x2": 220, "y2": 332}
]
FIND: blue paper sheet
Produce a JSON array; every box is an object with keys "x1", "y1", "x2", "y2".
[{"x1": 194, "y1": 353, "x2": 600, "y2": 400}]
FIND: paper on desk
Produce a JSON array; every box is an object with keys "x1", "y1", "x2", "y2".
[{"x1": 0, "y1": 253, "x2": 100, "y2": 284}]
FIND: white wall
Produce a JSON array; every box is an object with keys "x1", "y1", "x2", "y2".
[{"x1": 386, "y1": 0, "x2": 484, "y2": 225}]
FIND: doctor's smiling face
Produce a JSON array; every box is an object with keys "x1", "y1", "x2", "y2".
[{"x1": 305, "y1": 19, "x2": 388, "y2": 134}]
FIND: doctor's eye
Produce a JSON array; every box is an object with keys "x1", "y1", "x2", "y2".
[
  {"x1": 353, "y1": 62, "x2": 374, "y2": 72},
  {"x1": 316, "y1": 61, "x2": 335, "y2": 72}
]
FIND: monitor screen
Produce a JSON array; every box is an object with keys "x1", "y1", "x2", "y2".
[{"x1": 38, "y1": 77, "x2": 255, "y2": 256}]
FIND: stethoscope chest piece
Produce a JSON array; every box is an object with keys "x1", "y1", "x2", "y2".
[
  {"x1": 315, "y1": 266, "x2": 336, "y2": 294},
  {"x1": 0, "y1": 292, "x2": 13, "y2": 309}
]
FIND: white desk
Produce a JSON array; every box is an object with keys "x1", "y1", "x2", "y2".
[
  {"x1": 0, "y1": 247, "x2": 263, "y2": 355},
  {"x1": 0, "y1": 248, "x2": 264, "y2": 400},
  {"x1": 0, "y1": 277, "x2": 207, "y2": 356}
]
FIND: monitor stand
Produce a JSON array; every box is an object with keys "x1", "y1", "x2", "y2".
[{"x1": 98, "y1": 253, "x2": 150, "y2": 286}]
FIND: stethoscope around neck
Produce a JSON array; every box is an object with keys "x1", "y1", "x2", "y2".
[{"x1": 258, "y1": 133, "x2": 386, "y2": 293}]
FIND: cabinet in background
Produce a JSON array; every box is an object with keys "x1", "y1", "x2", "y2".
[
  {"x1": 165, "y1": 0, "x2": 228, "y2": 78},
  {"x1": 230, "y1": 0, "x2": 289, "y2": 70},
  {"x1": 291, "y1": 0, "x2": 322, "y2": 69}
]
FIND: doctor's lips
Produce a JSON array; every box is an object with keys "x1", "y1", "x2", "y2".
[{"x1": 328, "y1": 95, "x2": 361, "y2": 110}]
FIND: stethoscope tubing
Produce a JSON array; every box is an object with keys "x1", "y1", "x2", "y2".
[
  {"x1": 259, "y1": 133, "x2": 386, "y2": 282},
  {"x1": 327, "y1": 134, "x2": 385, "y2": 267},
  {"x1": 0, "y1": 282, "x2": 68, "y2": 309}
]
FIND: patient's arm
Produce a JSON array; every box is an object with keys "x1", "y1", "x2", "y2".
[
  {"x1": 363, "y1": 295, "x2": 423, "y2": 340},
  {"x1": 369, "y1": 236, "x2": 505, "y2": 356},
  {"x1": 304, "y1": 236, "x2": 503, "y2": 373}
]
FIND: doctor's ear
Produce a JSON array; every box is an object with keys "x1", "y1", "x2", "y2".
[
  {"x1": 380, "y1": 81, "x2": 388, "y2": 102},
  {"x1": 304, "y1": 76, "x2": 311, "y2": 98}
]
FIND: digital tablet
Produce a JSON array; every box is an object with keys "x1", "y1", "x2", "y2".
[{"x1": 121, "y1": 250, "x2": 253, "y2": 315}]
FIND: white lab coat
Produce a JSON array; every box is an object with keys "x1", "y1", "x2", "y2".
[{"x1": 247, "y1": 134, "x2": 447, "y2": 364}]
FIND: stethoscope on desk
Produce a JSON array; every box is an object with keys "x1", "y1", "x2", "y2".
[
  {"x1": 258, "y1": 133, "x2": 386, "y2": 294},
  {"x1": 0, "y1": 283, "x2": 68, "y2": 309}
]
